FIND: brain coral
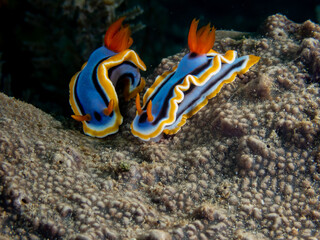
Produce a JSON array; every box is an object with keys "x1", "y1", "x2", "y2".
[{"x1": 0, "y1": 14, "x2": 320, "y2": 240}]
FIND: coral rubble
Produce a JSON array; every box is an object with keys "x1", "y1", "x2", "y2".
[{"x1": 0, "y1": 14, "x2": 320, "y2": 239}]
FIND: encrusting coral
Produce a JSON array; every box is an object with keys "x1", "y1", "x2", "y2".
[{"x1": 1, "y1": 14, "x2": 320, "y2": 239}]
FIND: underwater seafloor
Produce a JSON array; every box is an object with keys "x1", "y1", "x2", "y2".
[{"x1": 0, "y1": 14, "x2": 320, "y2": 240}]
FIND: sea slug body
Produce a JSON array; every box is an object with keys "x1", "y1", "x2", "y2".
[
  {"x1": 131, "y1": 19, "x2": 260, "y2": 141},
  {"x1": 69, "y1": 17, "x2": 146, "y2": 138}
]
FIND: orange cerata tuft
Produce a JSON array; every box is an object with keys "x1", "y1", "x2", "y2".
[
  {"x1": 104, "y1": 17, "x2": 133, "y2": 53},
  {"x1": 188, "y1": 18, "x2": 216, "y2": 55}
]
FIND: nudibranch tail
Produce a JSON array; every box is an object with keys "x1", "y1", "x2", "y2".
[
  {"x1": 243, "y1": 55, "x2": 261, "y2": 73},
  {"x1": 123, "y1": 77, "x2": 146, "y2": 101},
  {"x1": 169, "y1": 54, "x2": 261, "y2": 135},
  {"x1": 188, "y1": 18, "x2": 215, "y2": 54},
  {"x1": 105, "y1": 49, "x2": 146, "y2": 101},
  {"x1": 104, "y1": 17, "x2": 133, "y2": 53}
]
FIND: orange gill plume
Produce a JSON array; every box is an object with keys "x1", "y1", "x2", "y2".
[
  {"x1": 104, "y1": 17, "x2": 133, "y2": 53},
  {"x1": 188, "y1": 18, "x2": 216, "y2": 55}
]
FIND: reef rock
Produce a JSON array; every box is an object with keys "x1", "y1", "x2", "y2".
[{"x1": 1, "y1": 14, "x2": 320, "y2": 240}]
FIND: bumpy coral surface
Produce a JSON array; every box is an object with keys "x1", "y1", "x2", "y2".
[{"x1": 1, "y1": 14, "x2": 320, "y2": 240}]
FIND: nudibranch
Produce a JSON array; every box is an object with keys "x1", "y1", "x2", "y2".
[
  {"x1": 69, "y1": 17, "x2": 146, "y2": 138},
  {"x1": 131, "y1": 19, "x2": 260, "y2": 141}
]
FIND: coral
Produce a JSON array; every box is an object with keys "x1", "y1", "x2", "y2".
[{"x1": 1, "y1": 14, "x2": 320, "y2": 239}]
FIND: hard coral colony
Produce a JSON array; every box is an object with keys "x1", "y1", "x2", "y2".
[
  {"x1": 131, "y1": 19, "x2": 260, "y2": 141},
  {"x1": 69, "y1": 17, "x2": 146, "y2": 138}
]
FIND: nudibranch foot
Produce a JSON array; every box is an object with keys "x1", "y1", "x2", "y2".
[
  {"x1": 69, "y1": 18, "x2": 146, "y2": 138},
  {"x1": 131, "y1": 18, "x2": 260, "y2": 141}
]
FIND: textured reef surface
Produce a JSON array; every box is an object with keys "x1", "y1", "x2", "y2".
[{"x1": 1, "y1": 14, "x2": 320, "y2": 240}]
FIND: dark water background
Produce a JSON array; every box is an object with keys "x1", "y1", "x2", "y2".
[{"x1": 0, "y1": 0, "x2": 318, "y2": 116}]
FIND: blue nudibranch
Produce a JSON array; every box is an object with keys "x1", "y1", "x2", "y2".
[
  {"x1": 131, "y1": 19, "x2": 260, "y2": 141},
  {"x1": 69, "y1": 18, "x2": 146, "y2": 137}
]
